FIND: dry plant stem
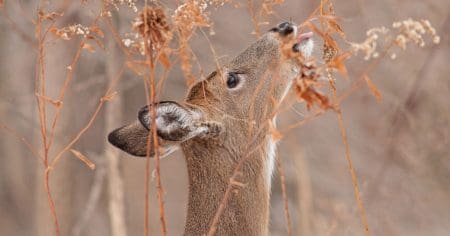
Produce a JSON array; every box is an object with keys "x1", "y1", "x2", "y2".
[
  {"x1": 35, "y1": 6, "x2": 61, "y2": 235},
  {"x1": 50, "y1": 100, "x2": 103, "y2": 168},
  {"x1": 281, "y1": 109, "x2": 325, "y2": 133},
  {"x1": 141, "y1": 3, "x2": 167, "y2": 235},
  {"x1": 103, "y1": 16, "x2": 132, "y2": 58},
  {"x1": 44, "y1": 168, "x2": 60, "y2": 236},
  {"x1": 337, "y1": 43, "x2": 394, "y2": 103},
  {"x1": 143, "y1": 5, "x2": 151, "y2": 236},
  {"x1": 328, "y1": 73, "x2": 371, "y2": 236},
  {"x1": 366, "y1": 15, "x2": 448, "y2": 204},
  {"x1": 277, "y1": 158, "x2": 293, "y2": 236},
  {"x1": 47, "y1": 15, "x2": 102, "y2": 151},
  {"x1": 50, "y1": 64, "x2": 126, "y2": 169},
  {"x1": 47, "y1": 37, "x2": 87, "y2": 150},
  {"x1": 148, "y1": 61, "x2": 168, "y2": 236}
]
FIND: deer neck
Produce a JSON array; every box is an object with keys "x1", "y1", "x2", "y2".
[{"x1": 181, "y1": 133, "x2": 274, "y2": 236}]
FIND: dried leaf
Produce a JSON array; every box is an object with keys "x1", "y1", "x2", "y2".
[
  {"x1": 82, "y1": 43, "x2": 96, "y2": 53},
  {"x1": 50, "y1": 26, "x2": 71, "y2": 40},
  {"x1": 293, "y1": 61, "x2": 332, "y2": 110},
  {"x1": 38, "y1": 10, "x2": 64, "y2": 21},
  {"x1": 158, "y1": 52, "x2": 171, "y2": 68},
  {"x1": 70, "y1": 149, "x2": 96, "y2": 170},
  {"x1": 328, "y1": 52, "x2": 351, "y2": 78},
  {"x1": 364, "y1": 75, "x2": 382, "y2": 102}
]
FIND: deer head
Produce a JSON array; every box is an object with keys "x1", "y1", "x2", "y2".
[{"x1": 108, "y1": 22, "x2": 313, "y2": 235}]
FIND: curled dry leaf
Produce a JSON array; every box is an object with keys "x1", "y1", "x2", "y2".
[
  {"x1": 327, "y1": 51, "x2": 351, "y2": 78},
  {"x1": 69, "y1": 149, "x2": 96, "y2": 170},
  {"x1": 294, "y1": 61, "x2": 332, "y2": 110}
]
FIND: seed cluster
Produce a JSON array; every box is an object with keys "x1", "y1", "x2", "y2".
[{"x1": 351, "y1": 19, "x2": 440, "y2": 61}]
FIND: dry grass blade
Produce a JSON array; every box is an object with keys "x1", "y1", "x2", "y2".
[
  {"x1": 329, "y1": 77, "x2": 371, "y2": 236},
  {"x1": 138, "y1": 3, "x2": 168, "y2": 235},
  {"x1": 0, "y1": 122, "x2": 43, "y2": 163},
  {"x1": 69, "y1": 149, "x2": 96, "y2": 170},
  {"x1": 363, "y1": 74, "x2": 382, "y2": 102}
]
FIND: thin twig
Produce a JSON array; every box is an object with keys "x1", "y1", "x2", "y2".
[
  {"x1": 328, "y1": 73, "x2": 371, "y2": 236},
  {"x1": 0, "y1": 122, "x2": 43, "y2": 163},
  {"x1": 277, "y1": 158, "x2": 293, "y2": 236}
]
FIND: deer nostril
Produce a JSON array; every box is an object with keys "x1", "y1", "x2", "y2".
[{"x1": 270, "y1": 22, "x2": 295, "y2": 37}]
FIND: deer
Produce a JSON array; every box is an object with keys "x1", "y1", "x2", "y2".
[{"x1": 108, "y1": 22, "x2": 314, "y2": 236}]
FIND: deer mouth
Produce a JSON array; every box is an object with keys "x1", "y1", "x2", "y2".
[
  {"x1": 294, "y1": 31, "x2": 314, "y2": 57},
  {"x1": 271, "y1": 21, "x2": 314, "y2": 57}
]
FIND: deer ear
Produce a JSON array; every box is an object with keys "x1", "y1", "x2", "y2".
[
  {"x1": 138, "y1": 101, "x2": 222, "y2": 141},
  {"x1": 108, "y1": 101, "x2": 222, "y2": 158}
]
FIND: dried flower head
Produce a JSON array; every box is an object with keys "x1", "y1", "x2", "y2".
[
  {"x1": 50, "y1": 24, "x2": 90, "y2": 40},
  {"x1": 323, "y1": 41, "x2": 338, "y2": 63},
  {"x1": 133, "y1": 6, "x2": 172, "y2": 51},
  {"x1": 351, "y1": 19, "x2": 440, "y2": 61},
  {"x1": 350, "y1": 26, "x2": 388, "y2": 60},
  {"x1": 105, "y1": 0, "x2": 138, "y2": 12},
  {"x1": 393, "y1": 18, "x2": 440, "y2": 48},
  {"x1": 172, "y1": 0, "x2": 212, "y2": 85},
  {"x1": 173, "y1": 0, "x2": 211, "y2": 40}
]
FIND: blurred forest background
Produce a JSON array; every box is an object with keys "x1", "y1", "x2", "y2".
[{"x1": 0, "y1": 0, "x2": 449, "y2": 235}]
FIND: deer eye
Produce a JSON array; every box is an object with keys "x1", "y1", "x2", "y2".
[{"x1": 226, "y1": 72, "x2": 240, "y2": 89}]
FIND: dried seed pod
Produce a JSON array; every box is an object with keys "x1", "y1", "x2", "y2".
[{"x1": 133, "y1": 6, "x2": 172, "y2": 50}]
